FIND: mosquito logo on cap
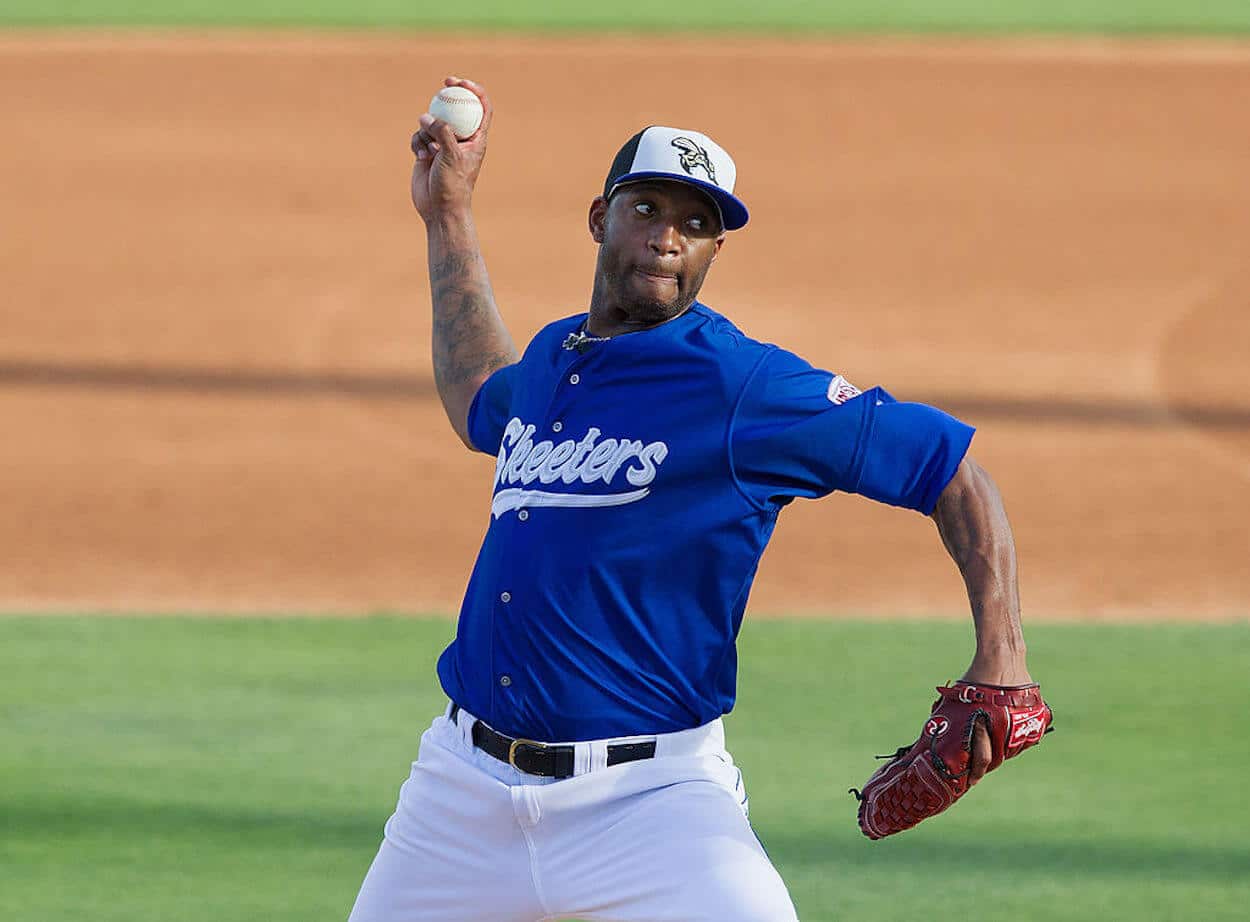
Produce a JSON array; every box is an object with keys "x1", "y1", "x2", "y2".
[{"x1": 670, "y1": 137, "x2": 717, "y2": 184}]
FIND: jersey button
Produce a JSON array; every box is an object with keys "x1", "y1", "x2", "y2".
[
  {"x1": 500, "y1": 591, "x2": 511, "y2": 603},
  {"x1": 552, "y1": 421, "x2": 563, "y2": 433},
  {"x1": 499, "y1": 675, "x2": 512, "y2": 688},
  {"x1": 569, "y1": 373, "x2": 580, "y2": 385},
  {"x1": 517, "y1": 510, "x2": 529, "y2": 521}
]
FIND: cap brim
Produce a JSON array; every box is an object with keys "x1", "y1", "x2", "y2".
[{"x1": 608, "y1": 172, "x2": 749, "y2": 231}]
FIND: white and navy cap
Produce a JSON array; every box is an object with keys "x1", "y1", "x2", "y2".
[{"x1": 603, "y1": 126, "x2": 748, "y2": 231}]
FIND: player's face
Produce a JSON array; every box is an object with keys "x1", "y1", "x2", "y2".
[{"x1": 589, "y1": 181, "x2": 725, "y2": 324}]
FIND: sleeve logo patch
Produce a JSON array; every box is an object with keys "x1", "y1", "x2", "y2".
[{"x1": 826, "y1": 374, "x2": 862, "y2": 406}]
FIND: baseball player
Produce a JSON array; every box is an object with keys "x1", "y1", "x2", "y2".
[{"x1": 347, "y1": 77, "x2": 1051, "y2": 922}]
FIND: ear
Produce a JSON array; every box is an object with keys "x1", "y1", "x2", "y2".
[
  {"x1": 588, "y1": 196, "x2": 609, "y2": 244},
  {"x1": 711, "y1": 234, "x2": 726, "y2": 261}
]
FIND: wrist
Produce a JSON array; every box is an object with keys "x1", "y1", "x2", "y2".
[
  {"x1": 425, "y1": 203, "x2": 475, "y2": 230},
  {"x1": 961, "y1": 650, "x2": 1032, "y2": 687}
]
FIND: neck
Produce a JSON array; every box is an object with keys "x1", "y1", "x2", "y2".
[
  {"x1": 585, "y1": 309, "x2": 665, "y2": 338},
  {"x1": 586, "y1": 278, "x2": 693, "y2": 337}
]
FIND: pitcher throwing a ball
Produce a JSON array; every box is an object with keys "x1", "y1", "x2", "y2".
[{"x1": 347, "y1": 76, "x2": 1052, "y2": 922}]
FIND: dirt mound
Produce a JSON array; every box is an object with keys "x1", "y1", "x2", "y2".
[{"x1": 2, "y1": 34, "x2": 1246, "y2": 619}]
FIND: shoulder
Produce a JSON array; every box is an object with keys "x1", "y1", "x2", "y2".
[
  {"x1": 688, "y1": 303, "x2": 835, "y2": 386},
  {"x1": 691, "y1": 304, "x2": 828, "y2": 365},
  {"x1": 687, "y1": 303, "x2": 762, "y2": 349},
  {"x1": 684, "y1": 303, "x2": 776, "y2": 368}
]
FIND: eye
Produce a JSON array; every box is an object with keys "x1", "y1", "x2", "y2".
[
  {"x1": 633, "y1": 202, "x2": 655, "y2": 217},
  {"x1": 687, "y1": 215, "x2": 707, "y2": 232}
]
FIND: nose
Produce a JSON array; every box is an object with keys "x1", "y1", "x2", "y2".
[{"x1": 647, "y1": 220, "x2": 681, "y2": 256}]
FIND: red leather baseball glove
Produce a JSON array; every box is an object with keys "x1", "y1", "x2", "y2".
[{"x1": 850, "y1": 680, "x2": 1053, "y2": 839}]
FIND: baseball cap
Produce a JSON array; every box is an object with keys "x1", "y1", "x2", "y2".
[{"x1": 603, "y1": 126, "x2": 749, "y2": 231}]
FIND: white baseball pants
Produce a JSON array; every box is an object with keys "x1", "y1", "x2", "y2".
[{"x1": 347, "y1": 707, "x2": 799, "y2": 922}]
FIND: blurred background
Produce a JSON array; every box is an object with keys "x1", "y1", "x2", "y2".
[
  {"x1": 2, "y1": 26, "x2": 1247, "y2": 618},
  {"x1": 2, "y1": 3, "x2": 1248, "y2": 921}
]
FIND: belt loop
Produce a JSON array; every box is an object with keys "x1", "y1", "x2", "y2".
[
  {"x1": 589, "y1": 740, "x2": 610, "y2": 773},
  {"x1": 448, "y1": 704, "x2": 475, "y2": 749},
  {"x1": 573, "y1": 741, "x2": 592, "y2": 777}
]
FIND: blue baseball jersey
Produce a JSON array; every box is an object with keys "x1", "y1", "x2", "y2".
[{"x1": 437, "y1": 303, "x2": 974, "y2": 742}]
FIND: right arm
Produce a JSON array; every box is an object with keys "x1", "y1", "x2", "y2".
[
  {"x1": 411, "y1": 78, "x2": 519, "y2": 448},
  {"x1": 425, "y1": 210, "x2": 517, "y2": 448}
]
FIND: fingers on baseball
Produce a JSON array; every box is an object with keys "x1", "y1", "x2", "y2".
[
  {"x1": 968, "y1": 720, "x2": 992, "y2": 784},
  {"x1": 412, "y1": 115, "x2": 447, "y2": 160},
  {"x1": 412, "y1": 136, "x2": 440, "y2": 161},
  {"x1": 429, "y1": 118, "x2": 460, "y2": 151}
]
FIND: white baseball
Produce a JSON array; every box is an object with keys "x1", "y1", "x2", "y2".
[{"x1": 429, "y1": 86, "x2": 484, "y2": 140}]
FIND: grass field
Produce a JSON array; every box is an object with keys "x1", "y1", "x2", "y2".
[
  {"x1": 4, "y1": 0, "x2": 1250, "y2": 32},
  {"x1": 2, "y1": 615, "x2": 1248, "y2": 921},
  {"x1": 3, "y1": 0, "x2": 1247, "y2": 919}
]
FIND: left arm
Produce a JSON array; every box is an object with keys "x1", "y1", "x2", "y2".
[
  {"x1": 931, "y1": 456, "x2": 1033, "y2": 780},
  {"x1": 729, "y1": 370, "x2": 1033, "y2": 686},
  {"x1": 931, "y1": 456, "x2": 1032, "y2": 686}
]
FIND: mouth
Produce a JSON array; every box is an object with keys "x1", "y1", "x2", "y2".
[{"x1": 634, "y1": 268, "x2": 678, "y2": 284}]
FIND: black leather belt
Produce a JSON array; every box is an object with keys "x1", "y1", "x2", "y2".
[{"x1": 449, "y1": 703, "x2": 657, "y2": 779}]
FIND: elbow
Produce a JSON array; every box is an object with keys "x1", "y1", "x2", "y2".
[
  {"x1": 447, "y1": 405, "x2": 478, "y2": 451},
  {"x1": 931, "y1": 456, "x2": 1000, "y2": 522},
  {"x1": 436, "y1": 398, "x2": 477, "y2": 452},
  {"x1": 931, "y1": 457, "x2": 1015, "y2": 567},
  {"x1": 439, "y1": 378, "x2": 489, "y2": 452}
]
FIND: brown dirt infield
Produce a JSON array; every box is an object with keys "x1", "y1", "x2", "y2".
[{"x1": 1, "y1": 33, "x2": 1247, "y2": 620}]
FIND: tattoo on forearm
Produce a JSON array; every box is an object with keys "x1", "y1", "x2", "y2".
[{"x1": 427, "y1": 227, "x2": 518, "y2": 409}]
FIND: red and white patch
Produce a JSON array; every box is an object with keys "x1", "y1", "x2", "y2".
[
  {"x1": 1007, "y1": 706, "x2": 1049, "y2": 750},
  {"x1": 826, "y1": 374, "x2": 862, "y2": 406},
  {"x1": 925, "y1": 716, "x2": 950, "y2": 738}
]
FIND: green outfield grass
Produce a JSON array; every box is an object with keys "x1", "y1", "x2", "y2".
[
  {"x1": 3, "y1": 0, "x2": 1249, "y2": 33},
  {"x1": 2, "y1": 615, "x2": 1248, "y2": 921}
]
